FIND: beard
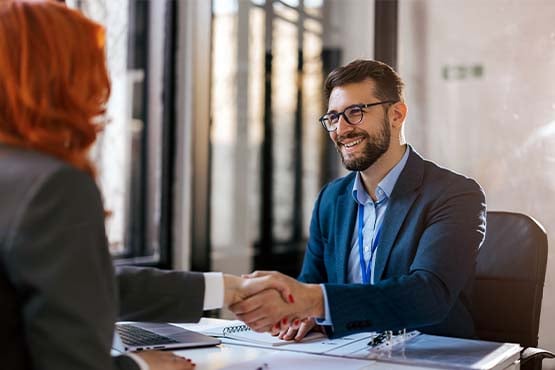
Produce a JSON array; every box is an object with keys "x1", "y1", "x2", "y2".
[{"x1": 336, "y1": 116, "x2": 391, "y2": 171}]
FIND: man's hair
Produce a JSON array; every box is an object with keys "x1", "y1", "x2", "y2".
[
  {"x1": 324, "y1": 59, "x2": 405, "y2": 103},
  {"x1": 0, "y1": 0, "x2": 110, "y2": 178}
]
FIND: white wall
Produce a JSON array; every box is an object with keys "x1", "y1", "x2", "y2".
[
  {"x1": 326, "y1": 0, "x2": 375, "y2": 63},
  {"x1": 399, "y1": 0, "x2": 555, "y2": 359}
]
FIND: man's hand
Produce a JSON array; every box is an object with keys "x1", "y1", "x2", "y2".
[
  {"x1": 228, "y1": 271, "x2": 324, "y2": 333},
  {"x1": 222, "y1": 273, "x2": 293, "y2": 307}
]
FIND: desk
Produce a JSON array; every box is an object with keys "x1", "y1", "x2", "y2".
[{"x1": 172, "y1": 319, "x2": 519, "y2": 370}]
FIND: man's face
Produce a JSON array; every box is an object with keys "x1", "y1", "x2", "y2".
[{"x1": 327, "y1": 80, "x2": 391, "y2": 171}]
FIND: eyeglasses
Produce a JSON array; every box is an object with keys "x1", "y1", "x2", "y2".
[{"x1": 318, "y1": 101, "x2": 397, "y2": 132}]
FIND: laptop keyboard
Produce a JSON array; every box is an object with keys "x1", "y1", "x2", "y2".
[{"x1": 116, "y1": 324, "x2": 179, "y2": 346}]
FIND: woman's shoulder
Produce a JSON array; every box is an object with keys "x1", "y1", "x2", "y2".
[
  {"x1": 0, "y1": 143, "x2": 70, "y2": 179},
  {"x1": 0, "y1": 143, "x2": 96, "y2": 192},
  {"x1": 0, "y1": 144, "x2": 102, "y2": 244}
]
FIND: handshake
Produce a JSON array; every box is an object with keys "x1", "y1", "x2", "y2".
[{"x1": 223, "y1": 272, "x2": 325, "y2": 341}]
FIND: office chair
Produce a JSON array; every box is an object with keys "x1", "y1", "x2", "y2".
[{"x1": 471, "y1": 211, "x2": 554, "y2": 369}]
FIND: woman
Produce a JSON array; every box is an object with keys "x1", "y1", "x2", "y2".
[{"x1": 0, "y1": 1, "x2": 194, "y2": 369}]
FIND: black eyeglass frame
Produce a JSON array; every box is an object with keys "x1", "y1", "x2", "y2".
[{"x1": 318, "y1": 100, "x2": 398, "y2": 132}]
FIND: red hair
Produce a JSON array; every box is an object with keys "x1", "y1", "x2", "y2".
[{"x1": 0, "y1": 0, "x2": 110, "y2": 177}]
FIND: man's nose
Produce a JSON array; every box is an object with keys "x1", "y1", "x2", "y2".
[{"x1": 335, "y1": 114, "x2": 352, "y2": 136}]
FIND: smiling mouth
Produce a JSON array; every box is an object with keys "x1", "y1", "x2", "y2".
[{"x1": 342, "y1": 138, "x2": 364, "y2": 148}]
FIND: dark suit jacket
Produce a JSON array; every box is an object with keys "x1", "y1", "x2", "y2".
[
  {"x1": 0, "y1": 143, "x2": 205, "y2": 370},
  {"x1": 299, "y1": 146, "x2": 486, "y2": 338}
]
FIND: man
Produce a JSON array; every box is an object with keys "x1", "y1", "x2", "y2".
[{"x1": 231, "y1": 59, "x2": 486, "y2": 341}]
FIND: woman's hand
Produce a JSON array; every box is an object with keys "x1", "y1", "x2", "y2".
[
  {"x1": 135, "y1": 351, "x2": 196, "y2": 370},
  {"x1": 276, "y1": 317, "x2": 319, "y2": 341}
]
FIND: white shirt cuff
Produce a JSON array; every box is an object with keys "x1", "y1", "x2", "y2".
[
  {"x1": 315, "y1": 284, "x2": 333, "y2": 326},
  {"x1": 203, "y1": 272, "x2": 224, "y2": 310},
  {"x1": 124, "y1": 352, "x2": 150, "y2": 370}
]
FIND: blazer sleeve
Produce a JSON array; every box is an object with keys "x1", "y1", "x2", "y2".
[
  {"x1": 323, "y1": 178, "x2": 486, "y2": 337},
  {"x1": 298, "y1": 184, "x2": 330, "y2": 284},
  {"x1": 4, "y1": 165, "x2": 137, "y2": 370},
  {"x1": 116, "y1": 266, "x2": 205, "y2": 322}
]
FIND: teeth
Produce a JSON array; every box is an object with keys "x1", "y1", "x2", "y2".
[{"x1": 344, "y1": 139, "x2": 362, "y2": 148}]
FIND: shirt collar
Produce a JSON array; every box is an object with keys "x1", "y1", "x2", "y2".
[{"x1": 351, "y1": 146, "x2": 410, "y2": 205}]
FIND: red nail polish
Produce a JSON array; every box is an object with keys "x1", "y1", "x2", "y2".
[
  {"x1": 294, "y1": 319, "x2": 300, "y2": 326},
  {"x1": 274, "y1": 323, "x2": 280, "y2": 330},
  {"x1": 288, "y1": 294, "x2": 295, "y2": 303},
  {"x1": 282, "y1": 317, "x2": 288, "y2": 325}
]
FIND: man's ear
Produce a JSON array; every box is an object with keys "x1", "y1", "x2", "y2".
[{"x1": 389, "y1": 101, "x2": 407, "y2": 128}]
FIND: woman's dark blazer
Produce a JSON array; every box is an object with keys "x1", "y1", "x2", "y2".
[{"x1": 0, "y1": 143, "x2": 205, "y2": 370}]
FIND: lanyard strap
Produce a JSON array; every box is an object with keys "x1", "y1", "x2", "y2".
[{"x1": 358, "y1": 203, "x2": 383, "y2": 284}]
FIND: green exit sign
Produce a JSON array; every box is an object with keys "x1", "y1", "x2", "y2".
[{"x1": 442, "y1": 64, "x2": 484, "y2": 80}]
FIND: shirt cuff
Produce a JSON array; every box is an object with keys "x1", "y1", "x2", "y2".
[
  {"x1": 123, "y1": 352, "x2": 150, "y2": 370},
  {"x1": 203, "y1": 272, "x2": 224, "y2": 310},
  {"x1": 315, "y1": 284, "x2": 333, "y2": 326}
]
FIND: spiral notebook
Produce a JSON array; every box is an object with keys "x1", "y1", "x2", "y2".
[{"x1": 205, "y1": 320, "x2": 326, "y2": 347}]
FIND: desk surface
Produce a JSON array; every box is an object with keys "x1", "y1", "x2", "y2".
[
  {"x1": 171, "y1": 319, "x2": 517, "y2": 370},
  {"x1": 173, "y1": 341, "x2": 436, "y2": 370}
]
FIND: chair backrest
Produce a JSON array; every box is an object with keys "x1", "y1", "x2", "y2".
[{"x1": 471, "y1": 211, "x2": 548, "y2": 348}]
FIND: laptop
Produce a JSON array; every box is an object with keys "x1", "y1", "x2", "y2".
[{"x1": 112, "y1": 322, "x2": 221, "y2": 352}]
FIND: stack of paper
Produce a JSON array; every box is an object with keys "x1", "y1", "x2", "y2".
[{"x1": 343, "y1": 334, "x2": 521, "y2": 370}]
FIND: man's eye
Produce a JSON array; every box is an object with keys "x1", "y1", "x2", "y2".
[{"x1": 347, "y1": 107, "x2": 362, "y2": 115}]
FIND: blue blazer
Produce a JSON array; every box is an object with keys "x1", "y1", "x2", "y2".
[{"x1": 299, "y1": 147, "x2": 486, "y2": 338}]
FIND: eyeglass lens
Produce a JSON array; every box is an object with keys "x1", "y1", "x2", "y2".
[{"x1": 323, "y1": 106, "x2": 364, "y2": 129}]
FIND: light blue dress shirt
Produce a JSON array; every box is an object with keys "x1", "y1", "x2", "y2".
[{"x1": 317, "y1": 147, "x2": 410, "y2": 326}]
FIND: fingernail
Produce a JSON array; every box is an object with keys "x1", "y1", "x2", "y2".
[
  {"x1": 294, "y1": 319, "x2": 300, "y2": 326},
  {"x1": 274, "y1": 322, "x2": 280, "y2": 329},
  {"x1": 282, "y1": 317, "x2": 288, "y2": 325},
  {"x1": 288, "y1": 294, "x2": 295, "y2": 303}
]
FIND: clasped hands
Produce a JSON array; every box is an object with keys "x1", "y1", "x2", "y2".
[{"x1": 223, "y1": 271, "x2": 324, "y2": 341}]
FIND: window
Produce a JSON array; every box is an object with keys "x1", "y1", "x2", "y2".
[
  {"x1": 67, "y1": 0, "x2": 174, "y2": 266},
  {"x1": 209, "y1": 0, "x2": 326, "y2": 275}
]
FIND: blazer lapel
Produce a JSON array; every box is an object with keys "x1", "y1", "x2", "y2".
[
  {"x1": 334, "y1": 183, "x2": 357, "y2": 284},
  {"x1": 373, "y1": 147, "x2": 424, "y2": 282}
]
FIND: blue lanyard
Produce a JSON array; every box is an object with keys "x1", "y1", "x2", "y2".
[{"x1": 357, "y1": 203, "x2": 383, "y2": 284}]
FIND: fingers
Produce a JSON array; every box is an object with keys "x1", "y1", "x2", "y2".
[
  {"x1": 277, "y1": 317, "x2": 301, "y2": 340},
  {"x1": 229, "y1": 289, "x2": 268, "y2": 315},
  {"x1": 277, "y1": 318, "x2": 316, "y2": 341},
  {"x1": 135, "y1": 350, "x2": 196, "y2": 370},
  {"x1": 245, "y1": 315, "x2": 283, "y2": 333},
  {"x1": 224, "y1": 272, "x2": 294, "y2": 307},
  {"x1": 242, "y1": 270, "x2": 278, "y2": 278},
  {"x1": 295, "y1": 319, "x2": 316, "y2": 341},
  {"x1": 230, "y1": 290, "x2": 289, "y2": 331},
  {"x1": 279, "y1": 325, "x2": 299, "y2": 341},
  {"x1": 243, "y1": 275, "x2": 294, "y2": 304},
  {"x1": 270, "y1": 322, "x2": 281, "y2": 336}
]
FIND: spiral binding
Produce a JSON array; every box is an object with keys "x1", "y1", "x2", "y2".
[{"x1": 222, "y1": 324, "x2": 251, "y2": 336}]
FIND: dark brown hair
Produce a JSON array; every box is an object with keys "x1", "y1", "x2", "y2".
[{"x1": 324, "y1": 59, "x2": 405, "y2": 103}]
